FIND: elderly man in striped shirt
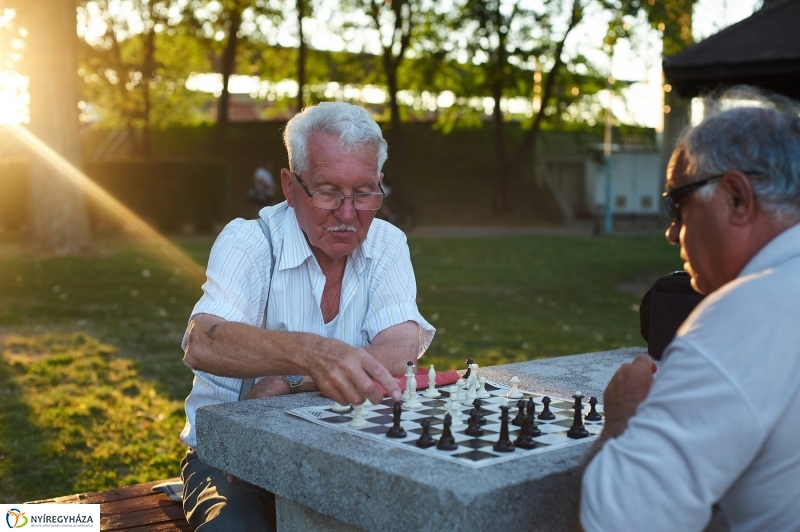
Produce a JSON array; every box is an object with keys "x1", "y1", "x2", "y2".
[{"x1": 179, "y1": 102, "x2": 435, "y2": 531}]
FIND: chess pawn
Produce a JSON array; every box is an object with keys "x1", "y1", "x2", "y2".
[
  {"x1": 449, "y1": 400, "x2": 464, "y2": 426},
  {"x1": 507, "y1": 376, "x2": 524, "y2": 399},
  {"x1": 423, "y1": 364, "x2": 441, "y2": 398},
  {"x1": 331, "y1": 401, "x2": 351, "y2": 413},
  {"x1": 349, "y1": 404, "x2": 368, "y2": 428},
  {"x1": 476, "y1": 376, "x2": 491, "y2": 399}
]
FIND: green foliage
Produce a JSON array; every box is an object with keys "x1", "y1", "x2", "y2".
[
  {"x1": 599, "y1": 0, "x2": 695, "y2": 56},
  {"x1": 84, "y1": 159, "x2": 230, "y2": 233},
  {"x1": 80, "y1": 30, "x2": 213, "y2": 127},
  {"x1": 0, "y1": 333, "x2": 186, "y2": 502}
]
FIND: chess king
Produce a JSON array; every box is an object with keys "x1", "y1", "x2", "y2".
[
  {"x1": 179, "y1": 102, "x2": 435, "y2": 531},
  {"x1": 580, "y1": 89, "x2": 800, "y2": 531}
]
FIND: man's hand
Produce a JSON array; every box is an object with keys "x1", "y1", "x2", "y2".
[
  {"x1": 302, "y1": 340, "x2": 402, "y2": 406},
  {"x1": 602, "y1": 353, "x2": 658, "y2": 439}
]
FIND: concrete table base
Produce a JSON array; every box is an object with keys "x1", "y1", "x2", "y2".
[{"x1": 196, "y1": 348, "x2": 644, "y2": 531}]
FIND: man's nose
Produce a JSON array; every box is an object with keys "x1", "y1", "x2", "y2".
[
  {"x1": 335, "y1": 195, "x2": 358, "y2": 219},
  {"x1": 665, "y1": 222, "x2": 680, "y2": 245}
]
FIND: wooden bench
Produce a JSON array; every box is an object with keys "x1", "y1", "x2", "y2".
[{"x1": 28, "y1": 479, "x2": 190, "y2": 532}]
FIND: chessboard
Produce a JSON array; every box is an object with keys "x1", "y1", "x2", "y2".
[{"x1": 287, "y1": 381, "x2": 604, "y2": 469}]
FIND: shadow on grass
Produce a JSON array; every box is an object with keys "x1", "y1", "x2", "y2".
[
  {"x1": 0, "y1": 333, "x2": 187, "y2": 502},
  {"x1": 0, "y1": 355, "x2": 76, "y2": 503}
]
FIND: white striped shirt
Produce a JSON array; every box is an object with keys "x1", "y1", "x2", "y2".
[{"x1": 180, "y1": 202, "x2": 435, "y2": 448}]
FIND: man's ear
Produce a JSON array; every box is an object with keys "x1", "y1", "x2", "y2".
[
  {"x1": 281, "y1": 169, "x2": 295, "y2": 207},
  {"x1": 722, "y1": 171, "x2": 756, "y2": 225}
]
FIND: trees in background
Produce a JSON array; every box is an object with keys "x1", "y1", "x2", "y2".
[
  {"x1": 1, "y1": 0, "x2": 678, "y2": 225},
  {"x1": 15, "y1": 0, "x2": 93, "y2": 253},
  {"x1": 79, "y1": 0, "x2": 208, "y2": 155},
  {"x1": 447, "y1": 0, "x2": 592, "y2": 214},
  {"x1": 341, "y1": 0, "x2": 433, "y2": 224}
]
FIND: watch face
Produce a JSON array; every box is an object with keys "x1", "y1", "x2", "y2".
[{"x1": 284, "y1": 375, "x2": 303, "y2": 385}]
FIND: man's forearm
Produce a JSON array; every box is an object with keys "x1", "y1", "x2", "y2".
[
  {"x1": 184, "y1": 315, "x2": 336, "y2": 378},
  {"x1": 364, "y1": 321, "x2": 421, "y2": 376}
]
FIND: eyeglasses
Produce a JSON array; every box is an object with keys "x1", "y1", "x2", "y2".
[
  {"x1": 662, "y1": 171, "x2": 761, "y2": 223},
  {"x1": 293, "y1": 172, "x2": 386, "y2": 211}
]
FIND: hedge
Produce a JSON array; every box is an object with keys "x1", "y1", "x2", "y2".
[
  {"x1": 0, "y1": 159, "x2": 230, "y2": 234},
  {"x1": 84, "y1": 159, "x2": 230, "y2": 233}
]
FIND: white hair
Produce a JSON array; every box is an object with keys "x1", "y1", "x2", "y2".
[
  {"x1": 283, "y1": 102, "x2": 388, "y2": 177},
  {"x1": 676, "y1": 87, "x2": 800, "y2": 223}
]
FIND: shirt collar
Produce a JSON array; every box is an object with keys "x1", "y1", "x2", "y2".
[
  {"x1": 280, "y1": 206, "x2": 371, "y2": 275},
  {"x1": 739, "y1": 222, "x2": 800, "y2": 277}
]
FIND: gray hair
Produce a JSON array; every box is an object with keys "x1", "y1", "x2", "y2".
[
  {"x1": 283, "y1": 102, "x2": 388, "y2": 177},
  {"x1": 676, "y1": 87, "x2": 800, "y2": 223}
]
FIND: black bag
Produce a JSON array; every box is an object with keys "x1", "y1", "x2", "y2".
[{"x1": 639, "y1": 271, "x2": 705, "y2": 360}]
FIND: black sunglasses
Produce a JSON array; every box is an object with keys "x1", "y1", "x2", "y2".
[{"x1": 662, "y1": 171, "x2": 761, "y2": 223}]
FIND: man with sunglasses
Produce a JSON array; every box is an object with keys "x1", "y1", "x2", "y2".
[
  {"x1": 178, "y1": 102, "x2": 435, "y2": 531},
  {"x1": 580, "y1": 95, "x2": 800, "y2": 531}
]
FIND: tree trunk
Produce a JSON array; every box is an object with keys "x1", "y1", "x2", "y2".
[
  {"x1": 23, "y1": 0, "x2": 92, "y2": 254},
  {"x1": 140, "y1": 28, "x2": 156, "y2": 157},
  {"x1": 384, "y1": 66, "x2": 416, "y2": 225},
  {"x1": 296, "y1": 0, "x2": 306, "y2": 113},
  {"x1": 491, "y1": 77, "x2": 508, "y2": 214},
  {"x1": 217, "y1": 9, "x2": 242, "y2": 130}
]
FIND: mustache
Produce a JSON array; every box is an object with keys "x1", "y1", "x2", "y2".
[{"x1": 326, "y1": 224, "x2": 357, "y2": 232}]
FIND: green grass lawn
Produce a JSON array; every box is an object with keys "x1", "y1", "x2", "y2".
[{"x1": 0, "y1": 233, "x2": 680, "y2": 502}]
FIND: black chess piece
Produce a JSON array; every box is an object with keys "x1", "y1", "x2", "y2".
[
  {"x1": 493, "y1": 405, "x2": 515, "y2": 453},
  {"x1": 472, "y1": 399, "x2": 487, "y2": 425},
  {"x1": 567, "y1": 393, "x2": 589, "y2": 439},
  {"x1": 527, "y1": 399, "x2": 542, "y2": 437},
  {"x1": 436, "y1": 414, "x2": 459, "y2": 450},
  {"x1": 512, "y1": 399, "x2": 526, "y2": 426},
  {"x1": 464, "y1": 358, "x2": 474, "y2": 379},
  {"x1": 585, "y1": 396, "x2": 602, "y2": 422},
  {"x1": 514, "y1": 416, "x2": 537, "y2": 450},
  {"x1": 465, "y1": 408, "x2": 484, "y2": 437},
  {"x1": 538, "y1": 396, "x2": 555, "y2": 420},
  {"x1": 386, "y1": 401, "x2": 407, "y2": 438},
  {"x1": 415, "y1": 418, "x2": 437, "y2": 448}
]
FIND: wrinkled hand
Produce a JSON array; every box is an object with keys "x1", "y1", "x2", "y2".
[
  {"x1": 303, "y1": 338, "x2": 401, "y2": 406},
  {"x1": 245, "y1": 375, "x2": 294, "y2": 400},
  {"x1": 602, "y1": 354, "x2": 657, "y2": 439}
]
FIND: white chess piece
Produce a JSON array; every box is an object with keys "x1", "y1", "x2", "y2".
[
  {"x1": 362, "y1": 398, "x2": 374, "y2": 408},
  {"x1": 423, "y1": 364, "x2": 441, "y2": 398},
  {"x1": 404, "y1": 372, "x2": 423, "y2": 410},
  {"x1": 476, "y1": 376, "x2": 490, "y2": 399},
  {"x1": 449, "y1": 400, "x2": 463, "y2": 426},
  {"x1": 462, "y1": 376, "x2": 478, "y2": 405},
  {"x1": 402, "y1": 363, "x2": 414, "y2": 401},
  {"x1": 349, "y1": 404, "x2": 368, "y2": 427},
  {"x1": 331, "y1": 401, "x2": 350, "y2": 413},
  {"x1": 507, "y1": 376, "x2": 524, "y2": 399},
  {"x1": 455, "y1": 378, "x2": 466, "y2": 402},
  {"x1": 469, "y1": 363, "x2": 479, "y2": 381}
]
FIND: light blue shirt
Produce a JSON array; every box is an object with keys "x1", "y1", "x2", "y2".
[{"x1": 180, "y1": 202, "x2": 435, "y2": 448}]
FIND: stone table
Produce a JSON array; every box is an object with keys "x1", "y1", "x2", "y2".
[{"x1": 195, "y1": 347, "x2": 643, "y2": 532}]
